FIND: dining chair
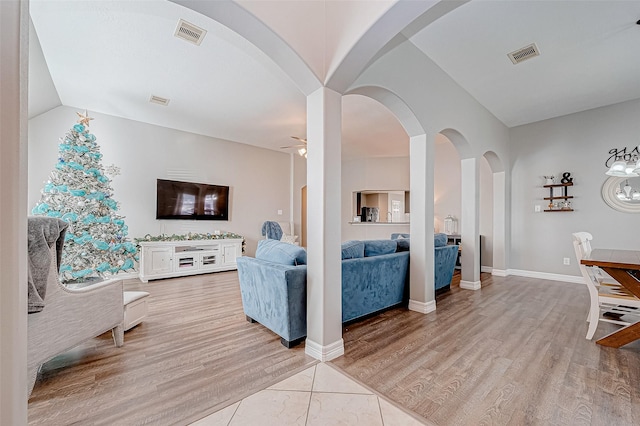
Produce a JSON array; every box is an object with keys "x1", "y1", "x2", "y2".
[
  {"x1": 572, "y1": 234, "x2": 640, "y2": 340},
  {"x1": 571, "y1": 232, "x2": 617, "y2": 285}
]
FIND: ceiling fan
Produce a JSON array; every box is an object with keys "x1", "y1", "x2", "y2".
[{"x1": 280, "y1": 136, "x2": 307, "y2": 157}]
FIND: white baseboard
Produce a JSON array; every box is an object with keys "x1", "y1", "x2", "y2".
[
  {"x1": 114, "y1": 271, "x2": 140, "y2": 280},
  {"x1": 305, "y1": 338, "x2": 345, "y2": 361},
  {"x1": 481, "y1": 266, "x2": 493, "y2": 273},
  {"x1": 460, "y1": 280, "x2": 482, "y2": 290},
  {"x1": 491, "y1": 269, "x2": 508, "y2": 277},
  {"x1": 506, "y1": 269, "x2": 584, "y2": 284},
  {"x1": 408, "y1": 299, "x2": 436, "y2": 314}
]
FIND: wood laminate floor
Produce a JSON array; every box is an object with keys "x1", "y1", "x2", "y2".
[
  {"x1": 332, "y1": 273, "x2": 640, "y2": 425},
  {"x1": 28, "y1": 271, "x2": 315, "y2": 425},
  {"x1": 28, "y1": 271, "x2": 640, "y2": 425}
]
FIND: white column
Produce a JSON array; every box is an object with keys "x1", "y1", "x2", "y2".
[
  {"x1": 304, "y1": 87, "x2": 344, "y2": 361},
  {"x1": 0, "y1": 0, "x2": 28, "y2": 422},
  {"x1": 491, "y1": 171, "x2": 507, "y2": 276},
  {"x1": 408, "y1": 133, "x2": 436, "y2": 313},
  {"x1": 460, "y1": 157, "x2": 481, "y2": 289}
]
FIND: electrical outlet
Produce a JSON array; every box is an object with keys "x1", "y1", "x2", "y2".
[
  {"x1": 277, "y1": 209, "x2": 283, "y2": 215},
  {"x1": 534, "y1": 205, "x2": 541, "y2": 212},
  {"x1": 563, "y1": 257, "x2": 570, "y2": 265}
]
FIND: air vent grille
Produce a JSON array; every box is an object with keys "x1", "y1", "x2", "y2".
[
  {"x1": 508, "y1": 43, "x2": 540, "y2": 64},
  {"x1": 149, "y1": 95, "x2": 170, "y2": 106},
  {"x1": 174, "y1": 19, "x2": 206, "y2": 46}
]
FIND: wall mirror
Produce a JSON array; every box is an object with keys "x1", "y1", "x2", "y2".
[
  {"x1": 352, "y1": 190, "x2": 410, "y2": 223},
  {"x1": 602, "y1": 176, "x2": 640, "y2": 213}
]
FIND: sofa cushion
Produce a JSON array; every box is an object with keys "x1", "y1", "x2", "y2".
[
  {"x1": 255, "y1": 239, "x2": 307, "y2": 265},
  {"x1": 395, "y1": 238, "x2": 410, "y2": 252},
  {"x1": 363, "y1": 239, "x2": 398, "y2": 257},
  {"x1": 341, "y1": 240, "x2": 365, "y2": 259},
  {"x1": 434, "y1": 233, "x2": 448, "y2": 247}
]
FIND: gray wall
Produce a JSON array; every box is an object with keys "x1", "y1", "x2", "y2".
[
  {"x1": 509, "y1": 98, "x2": 640, "y2": 276},
  {"x1": 28, "y1": 106, "x2": 293, "y2": 256}
]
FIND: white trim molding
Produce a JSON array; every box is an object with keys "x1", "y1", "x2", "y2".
[
  {"x1": 408, "y1": 299, "x2": 436, "y2": 314},
  {"x1": 116, "y1": 271, "x2": 140, "y2": 280},
  {"x1": 305, "y1": 338, "x2": 345, "y2": 362},
  {"x1": 460, "y1": 280, "x2": 482, "y2": 290},
  {"x1": 507, "y1": 269, "x2": 584, "y2": 284},
  {"x1": 491, "y1": 269, "x2": 508, "y2": 277},
  {"x1": 481, "y1": 266, "x2": 493, "y2": 273}
]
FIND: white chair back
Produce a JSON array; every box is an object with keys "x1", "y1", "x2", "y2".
[{"x1": 572, "y1": 231, "x2": 593, "y2": 259}]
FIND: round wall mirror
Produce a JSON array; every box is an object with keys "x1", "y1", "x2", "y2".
[{"x1": 602, "y1": 176, "x2": 640, "y2": 213}]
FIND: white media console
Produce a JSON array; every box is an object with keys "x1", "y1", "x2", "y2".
[{"x1": 138, "y1": 239, "x2": 243, "y2": 282}]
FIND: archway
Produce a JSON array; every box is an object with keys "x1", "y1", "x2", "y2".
[
  {"x1": 348, "y1": 85, "x2": 441, "y2": 313},
  {"x1": 482, "y1": 150, "x2": 507, "y2": 275},
  {"x1": 438, "y1": 128, "x2": 480, "y2": 289}
]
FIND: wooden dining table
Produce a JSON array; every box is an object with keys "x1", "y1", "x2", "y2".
[{"x1": 581, "y1": 248, "x2": 640, "y2": 348}]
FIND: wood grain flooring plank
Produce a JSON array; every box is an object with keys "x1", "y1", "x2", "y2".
[
  {"x1": 29, "y1": 270, "x2": 640, "y2": 425},
  {"x1": 28, "y1": 272, "x2": 314, "y2": 425},
  {"x1": 333, "y1": 273, "x2": 640, "y2": 426}
]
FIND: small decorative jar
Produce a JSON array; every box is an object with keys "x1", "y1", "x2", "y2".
[{"x1": 543, "y1": 175, "x2": 555, "y2": 185}]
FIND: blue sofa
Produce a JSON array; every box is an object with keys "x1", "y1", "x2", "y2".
[
  {"x1": 391, "y1": 233, "x2": 459, "y2": 293},
  {"x1": 237, "y1": 235, "x2": 458, "y2": 347},
  {"x1": 237, "y1": 238, "x2": 409, "y2": 347}
]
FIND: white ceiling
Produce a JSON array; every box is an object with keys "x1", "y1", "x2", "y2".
[
  {"x1": 29, "y1": 1, "x2": 640, "y2": 160},
  {"x1": 409, "y1": 0, "x2": 640, "y2": 127}
]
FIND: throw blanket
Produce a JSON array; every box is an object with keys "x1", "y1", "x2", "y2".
[
  {"x1": 261, "y1": 221, "x2": 283, "y2": 240},
  {"x1": 27, "y1": 217, "x2": 68, "y2": 313}
]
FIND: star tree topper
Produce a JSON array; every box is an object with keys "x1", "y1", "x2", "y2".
[{"x1": 76, "y1": 110, "x2": 94, "y2": 127}]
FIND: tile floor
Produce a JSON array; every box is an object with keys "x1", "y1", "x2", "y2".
[{"x1": 191, "y1": 362, "x2": 430, "y2": 425}]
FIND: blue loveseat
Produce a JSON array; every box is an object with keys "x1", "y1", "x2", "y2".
[
  {"x1": 237, "y1": 238, "x2": 409, "y2": 347},
  {"x1": 391, "y1": 233, "x2": 459, "y2": 293}
]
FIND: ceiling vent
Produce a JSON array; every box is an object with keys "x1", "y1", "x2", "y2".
[
  {"x1": 149, "y1": 95, "x2": 170, "y2": 106},
  {"x1": 174, "y1": 19, "x2": 206, "y2": 46},
  {"x1": 508, "y1": 43, "x2": 540, "y2": 65}
]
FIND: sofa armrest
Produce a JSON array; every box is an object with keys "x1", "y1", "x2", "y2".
[
  {"x1": 237, "y1": 257, "x2": 307, "y2": 342},
  {"x1": 342, "y1": 251, "x2": 409, "y2": 322},
  {"x1": 435, "y1": 244, "x2": 459, "y2": 289}
]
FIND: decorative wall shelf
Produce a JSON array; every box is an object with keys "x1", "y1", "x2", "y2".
[{"x1": 543, "y1": 182, "x2": 574, "y2": 212}]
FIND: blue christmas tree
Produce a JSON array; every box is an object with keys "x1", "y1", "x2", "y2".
[{"x1": 32, "y1": 111, "x2": 137, "y2": 282}]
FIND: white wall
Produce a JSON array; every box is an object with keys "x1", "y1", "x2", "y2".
[
  {"x1": 292, "y1": 153, "x2": 307, "y2": 238},
  {"x1": 510, "y1": 98, "x2": 640, "y2": 275},
  {"x1": 479, "y1": 155, "x2": 493, "y2": 267},
  {"x1": 28, "y1": 106, "x2": 293, "y2": 256},
  {"x1": 434, "y1": 135, "x2": 460, "y2": 233}
]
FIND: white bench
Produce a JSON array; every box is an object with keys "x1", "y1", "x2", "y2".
[{"x1": 123, "y1": 291, "x2": 150, "y2": 331}]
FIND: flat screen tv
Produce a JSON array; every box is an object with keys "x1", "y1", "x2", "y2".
[{"x1": 156, "y1": 179, "x2": 229, "y2": 220}]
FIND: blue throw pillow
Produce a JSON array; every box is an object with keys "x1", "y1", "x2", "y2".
[
  {"x1": 434, "y1": 233, "x2": 448, "y2": 247},
  {"x1": 255, "y1": 239, "x2": 307, "y2": 265},
  {"x1": 363, "y1": 239, "x2": 398, "y2": 257},
  {"x1": 391, "y1": 233, "x2": 410, "y2": 240},
  {"x1": 341, "y1": 240, "x2": 365, "y2": 259}
]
